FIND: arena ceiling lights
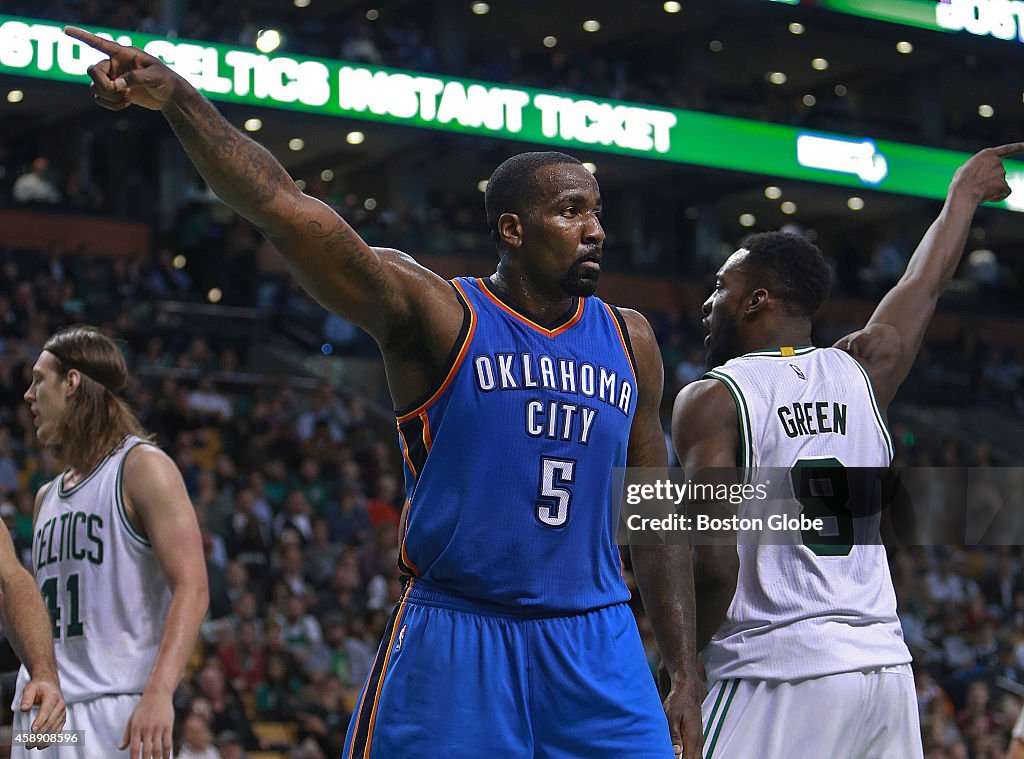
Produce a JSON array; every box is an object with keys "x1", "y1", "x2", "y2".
[{"x1": 1, "y1": 13, "x2": 1022, "y2": 211}]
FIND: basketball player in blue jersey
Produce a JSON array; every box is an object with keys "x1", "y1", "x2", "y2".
[
  {"x1": 658, "y1": 143, "x2": 1023, "y2": 759},
  {"x1": 66, "y1": 26, "x2": 703, "y2": 759}
]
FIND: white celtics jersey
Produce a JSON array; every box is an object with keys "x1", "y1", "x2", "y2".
[
  {"x1": 15, "y1": 436, "x2": 172, "y2": 704},
  {"x1": 702, "y1": 346, "x2": 911, "y2": 683}
]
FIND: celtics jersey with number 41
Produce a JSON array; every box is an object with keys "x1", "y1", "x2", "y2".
[
  {"x1": 14, "y1": 436, "x2": 171, "y2": 704},
  {"x1": 702, "y1": 346, "x2": 911, "y2": 683}
]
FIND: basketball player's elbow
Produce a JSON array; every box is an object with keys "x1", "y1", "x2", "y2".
[{"x1": 167, "y1": 564, "x2": 210, "y2": 617}]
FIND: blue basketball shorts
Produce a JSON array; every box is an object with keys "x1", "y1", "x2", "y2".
[{"x1": 342, "y1": 578, "x2": 675, "y2": 758}]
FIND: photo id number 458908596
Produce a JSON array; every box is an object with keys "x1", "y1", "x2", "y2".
[{"x1": 10, "y1": 730, "x2": 84, "y2": 747}]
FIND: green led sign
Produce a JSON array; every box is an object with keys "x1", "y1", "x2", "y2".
[
  {"x1": 763, "y1": 0, "x2": 1024, "y2": 42},
  {"x1": 0, "y1": 14, "x2": 1021, "y2": 211}
]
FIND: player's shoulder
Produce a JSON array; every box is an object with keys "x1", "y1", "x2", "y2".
[
  {"x1": 122, "y1": 440, "x2": 179, "y2": 481},
  {"x1": 607, "y1": 305, "x2": 653, "y2": 334},
  {"x1": 674, "y1": 377, "x2": 734, "y2": 418},
  {"x1": 373, "y1": 246, "x2": 450, "y2": 285},
  {"x1": 608, "y1": 306, "x2": 656, "y2": 353},
  {"x1": 608, "y1": 307, "x2": 661, "y2": 388},
  {"x1": 833, "y1": 324, "x2": 902, "y2": 371}
]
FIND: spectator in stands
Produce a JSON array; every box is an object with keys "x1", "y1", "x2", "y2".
[
  {"x1": 305, "y1": 518, "x2": 343, "y2": 589},
  {"x1": 217, "y1": 619, "x2": 267, "y2": 695},
  {"x1": 12, "y1": 156, "x2": 60, "y2": 204},
  {"x1": 254, "y1": 652, "x2": 301, "y2": 722},
  {"x1": 292, "y1": 457, "x2": 331, "y2": 515},
  {"x1": 188, "y1": 375, "x2": 234, "y2": 423},
  {"x1": 312, "y1": 551, "x2": 364, "y2": 620},
  {"x1": 329, "y1": 486, "x2": 371, "y2": 547},
  {"x1": 928, "y1": 553, "x2": 981, "y2": 604},
  {"x1": 364, "y1": 473, "x2": 401, "y2": 528},
  {"x1": 295, "y1": 381, "x2": 349, "y2": 444},
  {"x1": 295, "y1": 674, "x2": 349, "y2": 757},
  {"x1": 215, "y1": 730, "x2": 249, "y2": 759},
  {"x1": 278, "y1": 590, "x2": 323, "y2": 666},
  {"x1": 193, "y1": 664, "x2": 257, "y2": 749},
  {"x1": 176, "y1": 712, "x2": 220, "y2": 759},
  {"x1": 226, "y1": 489, "x2": 273, "y2": 583}
]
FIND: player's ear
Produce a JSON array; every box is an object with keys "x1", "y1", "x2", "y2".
[
  {"x1": 498, "y1": 212, "x2": 523, "y2": 249},
  {"x1": 746, "y1": 288, "x2": 769, "y2": 316},
  {"x1": 65, "y1": 368, "x2": 82, "y2": 395}
]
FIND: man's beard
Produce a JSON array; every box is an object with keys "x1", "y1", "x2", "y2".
[
  {"x1": 559, "y1": 259, "x2": 599, "y2": 297},
  {"x1": 706, "y1": 315, "x2": 741, "y2": 369}
]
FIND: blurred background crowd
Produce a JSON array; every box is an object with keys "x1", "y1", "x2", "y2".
[{"x1": 2, "y1": 1, "x2": 1024, "y2": 757}]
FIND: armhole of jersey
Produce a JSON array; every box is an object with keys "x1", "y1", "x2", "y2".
[
  {"x1": 115, "y1": 440, "x2": 156, "y2": 548},
  {"x1": 33, "y1": 478, "x2": 56, "y2": 527},
  {"x1": 703, "y1": 370, "x2": 754, "y2": 484},
  {"x1": 397, "y1": 412, "x2": 431, "y2": 493},
  {"x1": 606, "y1": 305, "x2": 638, "y2": 384},
  {"x1": 394, "y1": 280, "x2": 476, "y2": 422},
  {"x1": 844, "y1": 353, "x2": 895, "y2": 464}
]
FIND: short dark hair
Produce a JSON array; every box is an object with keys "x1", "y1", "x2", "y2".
[
  {"x1": 738, "y1": 232, "x2": 831, "y2": 317},
  {"x1": 484, "y1": 151, "x2": 583, "y2": 245}
]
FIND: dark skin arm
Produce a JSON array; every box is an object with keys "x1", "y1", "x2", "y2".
[
  {"x1": 64, "y1": 26, "x2": 462, "y2": 411},
  {"x1": 671, "y1": 379, "x2": 741, "y2": 653},
  {"x1": 835, "y1": 143, "x2": 1024, "y2": 410},
  {"x1": 622, "y1": 310, "x2": 702, "y2": 759}
]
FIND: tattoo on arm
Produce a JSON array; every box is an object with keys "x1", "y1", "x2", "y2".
[{"x1": 163, "y1": 92, "x2": 284, "y2": 213}]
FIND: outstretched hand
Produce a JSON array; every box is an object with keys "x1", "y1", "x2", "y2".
[
  {"x1": 952, "y1": 142, "x2": 1024, "y2": 204},
  {"x1": 63, "y1": 26, "x2": 180, "y2": 111}
]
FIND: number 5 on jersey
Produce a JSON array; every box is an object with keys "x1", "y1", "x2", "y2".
[{"x1": 537, "y1": 457, "x2": 576, "y2": 528}]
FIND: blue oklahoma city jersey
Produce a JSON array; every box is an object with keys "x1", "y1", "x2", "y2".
[{"x1": 395, "y1": 276, "x2": 638, "y2": 613}]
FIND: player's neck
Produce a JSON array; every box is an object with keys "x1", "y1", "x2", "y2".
[
  {"x1": 488, "y1": 267, "x2": 576, "y2": 324},
  {"x1": 742, "y1": 323, "x2": 813, "y2": 354},
  {"x1": 63, "y1": 454, "x2": 107, "y2": 488}
]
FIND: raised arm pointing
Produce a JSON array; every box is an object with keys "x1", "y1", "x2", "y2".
[
  {"x1": 836, "y1": 142, "x2": 1024, "y2": 409},
  {"x1": 64, "y1": 26, "x2": 463, "y2": 395}
]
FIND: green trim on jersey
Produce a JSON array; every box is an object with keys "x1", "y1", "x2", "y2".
[
  {"x1": 704, "y1": 370, "x2": 754, "y2": 484},
  {"x1": 57, "y1": 445, "x2": 120, "y2": 498},
  {"x1": 847, "y1": 357, "x2": 895, "y2": 462},
  {"x1": 115, "y1": 440, "x2": 156, "y2": 548},
  {"x1": 705, "y1": 679, "x2": 740, "y2": 759},
  {"x1": 741, "y1": 345, "x2": 817, "y2": 358},
  {"x1": 702, "y1": 679, "x2": 729, "y2": 742}
]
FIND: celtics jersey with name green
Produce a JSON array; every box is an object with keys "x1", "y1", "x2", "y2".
[
  {"x1": 702, "y1": 346, "x2": 911, "y2": 682},
  {"x1": 14, "y1": 436, "x2": 172, "y2": 704}
]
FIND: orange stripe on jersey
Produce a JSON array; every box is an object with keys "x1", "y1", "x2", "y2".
[
  {"x1": 399, "y1": 499, "x2": 419, "y2": 576},
  {"x1": 476, "y1": 278, "x2": 585, "y2": 337},
  {"x1": 396, "y1": 280, "x2": 478, "y2": 424},
  {"x1": 362, "y1": 582, "x2": 413, "y2": 757},
  {"x1": 420, "y1": 412, "x2": 432, "y2": 452},
  {"x1": 604, "y1": 303, "x2": 637, "y2": 384},
  {"x1": 397, "y1": 424, "x2": 418, "y2": 481}
]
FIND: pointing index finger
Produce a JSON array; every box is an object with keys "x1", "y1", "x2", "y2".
[
  {"x1": 989, "y1": 142, "x2": 1024, "y2": 158},
  {"x1": 63, "y1": 25, "x2": 121, "y2": 55}
]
